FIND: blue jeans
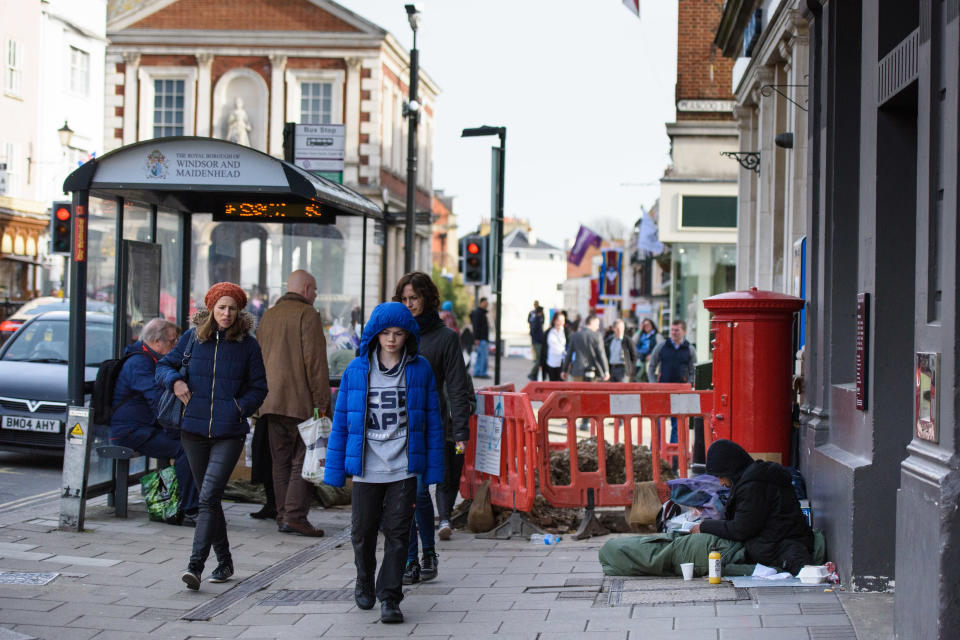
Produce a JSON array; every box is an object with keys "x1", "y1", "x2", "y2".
[
  {"x1": 180, "y1": 433, "x2": 245, "y2": 571},
  {"x1": 111, "y1": 426, "x2": 199, "y2": 515},
  {"x1": 407, "y1": 474, "x2": 435, "y2": 563},
  {"x1": 474, "y1": 340, "x2": 489, "y2": 376},
  {"x1": 670, "y1": 417, "x2": 678, "y2": 444}
]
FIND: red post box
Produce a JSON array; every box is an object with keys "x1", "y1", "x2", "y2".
[{"x1": 703, "y1": 287, "x2": 803, "y2": 465}]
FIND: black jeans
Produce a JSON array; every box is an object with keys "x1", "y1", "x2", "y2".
[
  {"x1": 435, "y1": 441, "x2": 464, "y2": 522},
  {"x1": 352, "y1": 477, "x2": 417, "y2": 604},
  {"x1": 544, "y1": 365, "x2": 563, "y2": 381},
  {"x1": 180, "y1": 432, "x2": 245, "y2": 572}
]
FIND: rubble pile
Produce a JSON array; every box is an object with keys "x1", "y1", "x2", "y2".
[{"x1": 549, "y1": 437, "x2": 675, "y2": 485}]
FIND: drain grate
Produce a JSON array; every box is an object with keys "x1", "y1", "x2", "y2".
[
  {"x1": 181, "y1": 527, "x2": 351, "y2": 621},
  {"x1": 604, "y1": 577, "x2": 748, "y2": 607},
  {"x1": 0, "y1": 571, "x2": 58, "y2": 585},
  {"x1": 260, "y1": 588, "x2": 354, "y2": 606},
  {"x1": 809, "y1": 626, "x2": 857, "y2": 639},
  {"x1": 800, "y1": 601, "x2": 845, "y2": 615}
]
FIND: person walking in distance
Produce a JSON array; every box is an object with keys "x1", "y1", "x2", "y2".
[
  {"x1": 634, "y1": 318, "x2": 663, "y2": 382},
  {"x1": 324, "y1": 302, "x2": 444, "y2": 624},
  {"x1": 527, "y1": 301, "x2": 545, "y2": 381},
  {"x1": 604, "y1": 319, "x2": 637, "y2": 383},
  {"x1": 255, "y1": 270, "x2": 330, "y2": 537},
  {"x1": 394, "y1": 272, "x2": 474, "y2": 585},
  {"x1": 470, "y1": 298, "x2": 490, "y2": 379},
  {"x1": 541, "y1": 312, "x2": 567, "y2": 382},
  {"x1": 648, "y1": 319, "x2": 696, "y2": 443},
  {"x1": 563, "y1": 314, "x2": 610, "y2": 383},
  {"x1": 157, "y1": 282, "x2": 268, "y2": 590}
]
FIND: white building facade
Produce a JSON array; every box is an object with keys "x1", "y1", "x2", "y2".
[{"x1": 500, "y1": 228, "x2": 565, "y2": 349}]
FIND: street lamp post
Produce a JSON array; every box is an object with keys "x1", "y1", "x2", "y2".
[
  {"x1": 403, "y1": 4, "x2": 421, "y2": 273},
  {"x1": 461, "y1": 125, "x2": 506, "y2": 385}
]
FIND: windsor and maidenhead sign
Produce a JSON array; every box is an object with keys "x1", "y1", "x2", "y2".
[{"x1": 92, "y1": 139, "x2": 288, "y2": 188}]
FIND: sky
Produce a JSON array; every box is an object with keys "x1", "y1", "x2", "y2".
[{"x1": 335, "y1": 0, "x2": 679, "y2": 249}]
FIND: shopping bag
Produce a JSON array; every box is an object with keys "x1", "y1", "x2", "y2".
[
  {"x1": 140, "y1": 465, "x2": 181, "y2": 523},
  {"x1": 298, "y1": 410, "x2": 332, "y2": 485}
]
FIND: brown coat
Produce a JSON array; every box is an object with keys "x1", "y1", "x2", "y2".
[{"x1": 256, "y1": 292, "x2": 331, "y2": 420}]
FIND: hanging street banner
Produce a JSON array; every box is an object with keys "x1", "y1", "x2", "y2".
[
  {"x1": 600, "y1": 248, "x2": 623, "y2": 298},
  {"x1": 293, "y1": 124, "x2": 346, "y2": 184}
]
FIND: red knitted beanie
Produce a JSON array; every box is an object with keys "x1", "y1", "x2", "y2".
[{"x1": 204, "y1": 282, "x2": 248, "y2": 311}]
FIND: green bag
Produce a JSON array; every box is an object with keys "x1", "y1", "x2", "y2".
[{"x1": 140, "y1": 466, "x2": 181, "y2": 524}]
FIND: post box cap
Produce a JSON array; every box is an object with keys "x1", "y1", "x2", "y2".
[{"x1": 703, "y1": 287, "x2": 804, "y2": 311}]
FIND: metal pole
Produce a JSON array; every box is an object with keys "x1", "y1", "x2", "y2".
[
  {"x1": 404, "y1": 33, "x2": 419, "y2": 273},
  {"x1": 360, "y1": 212, "x2": 367, "y2": 328},
  {"x1": 494, "y1": 129, "x2": 506, "y2": 385},
  {"x1": 67, "y1": 190, "x2": 89, "y2": 407}
]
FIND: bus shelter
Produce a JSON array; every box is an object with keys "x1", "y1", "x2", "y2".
[{"x1": 59, "y1": 137, "x2": 382, "y2": 530}]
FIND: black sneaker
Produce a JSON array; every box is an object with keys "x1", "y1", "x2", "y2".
[
  {"x1": 354, "y1": 580, "x2": 375, "y2": 610},
  {"x1": 249, "y1": 504, "x2": 277, "y2": 520},
  {"x1": 181, "y1": 567, "x2": 201, "y2": 591},
  {"x1": 402, "y1": 560, "x2": 421, "y2": 585},
  {"x1": 380, "y1": 600, "x2": 403, "y2": 624},
  {"x1": 208, "y1": 560, "x2": 234, "y2": 583},
  {"x1": 420, "y1": 551, "x2": 438, "y2": 582}
]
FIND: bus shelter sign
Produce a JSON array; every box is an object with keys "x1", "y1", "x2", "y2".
[{"x1": 93, "y1": 140, "x2": 288, "y2": 188}]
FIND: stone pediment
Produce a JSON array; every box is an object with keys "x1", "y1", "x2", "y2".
[{"x1": 108, "y1": 0, "x2": 385, "y2": 35}]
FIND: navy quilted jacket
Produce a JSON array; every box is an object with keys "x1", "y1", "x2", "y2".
[
  {"x1": 156, "y1": 310, "x2": 268, "y2": 439},
  {"x1": 110, "y1": 342, "x2": 163, "y2": 440},
  {"x1": 323, "y1": 302, "x2": 444, "y2": 487}
]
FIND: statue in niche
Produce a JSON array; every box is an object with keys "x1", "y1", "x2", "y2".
[{"x1": 226, "y1": 97, "x2": 252, "y2": 146}]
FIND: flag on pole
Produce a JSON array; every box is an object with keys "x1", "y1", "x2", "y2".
[
  {"x1": 637, "y1": 211, "x2": 665, "y2": 255},
  {"x1": 568, "y1": 225, "x2": 602, "y2": 266},
  {"x1": 622, "y1": 0, "x2": 640, "y2": 19}
]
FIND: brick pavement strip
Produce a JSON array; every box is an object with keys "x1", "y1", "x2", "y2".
[{"x1": 9, "y1": 625, "x2": 99, "y2": 640}]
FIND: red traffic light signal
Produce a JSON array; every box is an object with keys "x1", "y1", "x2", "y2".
[
  {"x1": 466, "y1": 241, "x2": 480, "y2": 255},
  {"x1": 50, "y1": 201, "x2": 72, "y2": 254},
  {"x1": 459, "y1": 235, "x2": 488, "y2": 285}
]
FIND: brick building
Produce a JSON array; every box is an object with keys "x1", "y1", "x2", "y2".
[
  {"x1": 657, "y1": 0, "x2": 738, "y2": 360},
  {"x1": 102, "y1": 0, "x2": 438, "y2": 317}
]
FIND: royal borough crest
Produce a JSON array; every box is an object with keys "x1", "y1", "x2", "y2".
[{"x1": 144, "y1": 149, "x2": 168, "y2": 179}]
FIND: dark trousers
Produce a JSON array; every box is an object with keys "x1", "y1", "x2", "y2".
[
  {"x1": 529, "y1": 343, "x2": 543, "y2": 379},
  {"x1": 436, "y1": 440, "x2": 464, "y2": 521},
  {"x1": 111, "y1": 426, "x2": 199, "y2": 514},
  {"x1": 610, "y1": 364, "x2": 627, "y2": 383},
  {"x1": 265, "y1": 415, "x2": 313, "y2": 526},
  {"x1": 407, "y1": 475, "x2": 435, "y2": 563},
  {"x1": 352, "y1": 477, "x2": 417, "y2": 604},
  {"x1": 544, "y1": 364, "x2": 563, "y2": 381},
  {"x1": 181, "y1": 433, "x2": 244, "y2": 572}
]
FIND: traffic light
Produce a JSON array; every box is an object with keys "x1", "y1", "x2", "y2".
[
  {"x1": 460, "y1": 234, "x2": 488, "y2": 285},
  {"x1": 50, "y1": 202, "x2": 72, "y2": 254}
]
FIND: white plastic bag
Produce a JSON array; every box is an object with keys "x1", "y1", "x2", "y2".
[{"x1": 298, "y1": 410, "x2": 332, "y2": 485}]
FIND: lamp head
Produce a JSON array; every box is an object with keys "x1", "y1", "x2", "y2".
[
  {"x1": 57, "y1": 121, "x2": 74, "y2": 148},
  {"x1": 405, "y1": 4, "x2": 421, "y2": 31},
  {"x1": 461, "y1": 125, "x2": 503, "y2": 138}
]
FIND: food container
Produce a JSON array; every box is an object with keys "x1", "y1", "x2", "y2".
[{"x1": 797, "y1": 565, "x2": 829, "y2": 584}]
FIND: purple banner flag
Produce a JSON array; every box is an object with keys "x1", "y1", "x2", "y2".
[{"x1": 567, "y1": 225, "x2": 602, "y2": 266}]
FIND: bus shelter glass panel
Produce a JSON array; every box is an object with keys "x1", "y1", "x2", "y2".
[
  {"x1": 157, "y1": 210, "x2": 181, "y2": 323},
  {"x1": 190, "y1": 215, "x2": 353, "y2": 378},
  {"x1": 122, "y1": 202, "x2": 151, "y2": 242}
]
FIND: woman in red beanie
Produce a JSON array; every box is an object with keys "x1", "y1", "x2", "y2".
[{"x1": 156, "y1": 281, "x2": 268, "y2": 590}]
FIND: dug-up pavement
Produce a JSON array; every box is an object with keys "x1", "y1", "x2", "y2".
[{"x1": 0, "y1": 493, "x2": 893, "y2": 640}]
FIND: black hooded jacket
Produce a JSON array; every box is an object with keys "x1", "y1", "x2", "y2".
[
  {"x1": 700, "y1": 440, "x2": 813, "y2": 573},
  {"x1": 417, "y1": 312, "x2": 476, "y2": 444}
]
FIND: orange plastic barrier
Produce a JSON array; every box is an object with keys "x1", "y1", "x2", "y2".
[
  {"x1": 521, "y1": 381, "x2": 690, "y2": 403},
  {"x1": 535, "y1": 390, "x2": 715, "y2": 509},
  {"x1": 458, "y1": 390, "x2": 538, "y2": 513}
]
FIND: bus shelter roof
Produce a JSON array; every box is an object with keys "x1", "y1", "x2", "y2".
[{"x1": 63, "y1": 137, "x2": 382, "y2": 220}]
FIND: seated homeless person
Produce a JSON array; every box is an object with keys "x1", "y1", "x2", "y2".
[
  {"x1": 689, "y1": 439, "x2": 814, "y2": 574},
  {"x1": 324, "y1": 302, "x2": 444, "y2": 625},
  {"x1": 109, "y1": 317, "x2": 199, "y2": 525}
]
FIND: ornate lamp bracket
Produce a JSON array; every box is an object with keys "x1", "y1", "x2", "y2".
[
  {"x1": 721, "y1": 151, "x2": 761, "y2": 174},
  {"x1": 759, "y1": 84, "x2": 809, "y2": 111}
]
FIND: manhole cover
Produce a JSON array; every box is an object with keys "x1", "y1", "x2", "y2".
[
  {"x1": 0, "y1": 571, "x2": 58, "y2": 585},
  {"x1": 604, "y1": 577, "x2": 747, "y2": 606},
  {"x1": 260, "y1": 589, "x2": 354, "y2": 606}
]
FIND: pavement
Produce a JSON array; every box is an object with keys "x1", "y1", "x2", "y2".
[{"x1": 0, "y1": 356, "x2": 894, "y2": 639}]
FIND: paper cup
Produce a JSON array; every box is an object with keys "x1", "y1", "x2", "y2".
[{"x1": 680, "y1": 563, "x2": 694, "y2": 581}]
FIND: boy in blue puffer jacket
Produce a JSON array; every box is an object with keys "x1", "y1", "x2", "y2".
[{"x1": 324, "y1": 302, "x2": 444, "y2": 624}]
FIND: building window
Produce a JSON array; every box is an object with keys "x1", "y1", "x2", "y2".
[
  {"x1": 0, "y1": 142, "x2": 19, "y2": 196},
  {"x1": 300, "y1": 82, "x2": 333, "y2": 124},
  {"x1": 69, "y1": 47, "x2": 90, "y2": 96},
  {"x1": 4, "y1": 39, "x2": 23, "y2": 96},
  {"x1": 153, "y1": 79, "x2": 185, "y2": 138},
  {"x1": 680, "y1": 195, "x2": 738, "y2": 229}
]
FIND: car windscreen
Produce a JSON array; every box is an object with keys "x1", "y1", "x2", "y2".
[
  {"x1": 17, "y1": 301, "x2": 70, "y2": 317},
  {"x1": 2, "y1": 320, "x2": 114, "y2": 366}
]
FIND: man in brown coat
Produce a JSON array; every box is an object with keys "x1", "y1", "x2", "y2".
[{"x1": 256, "y1": 270, "x2": 331, "y2": 537}]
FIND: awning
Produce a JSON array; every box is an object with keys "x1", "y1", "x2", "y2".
[{"x1": 63, "y1": 137, "x2": 382, "y2": 220}]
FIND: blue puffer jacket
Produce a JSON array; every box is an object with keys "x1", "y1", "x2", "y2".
[
  {"x1": 156, "y1": 310, "x2": 268, "y2": 439},
  {"x1": 323, "y1": 302, "x2": 444, "y2": 487},
  {"x1": 110, "y1": 341, "x2": 163, "y2": 441}
]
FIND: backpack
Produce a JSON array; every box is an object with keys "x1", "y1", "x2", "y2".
[{"x1": 91, "y1": 352, "x2": 144, "y2": 425}]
